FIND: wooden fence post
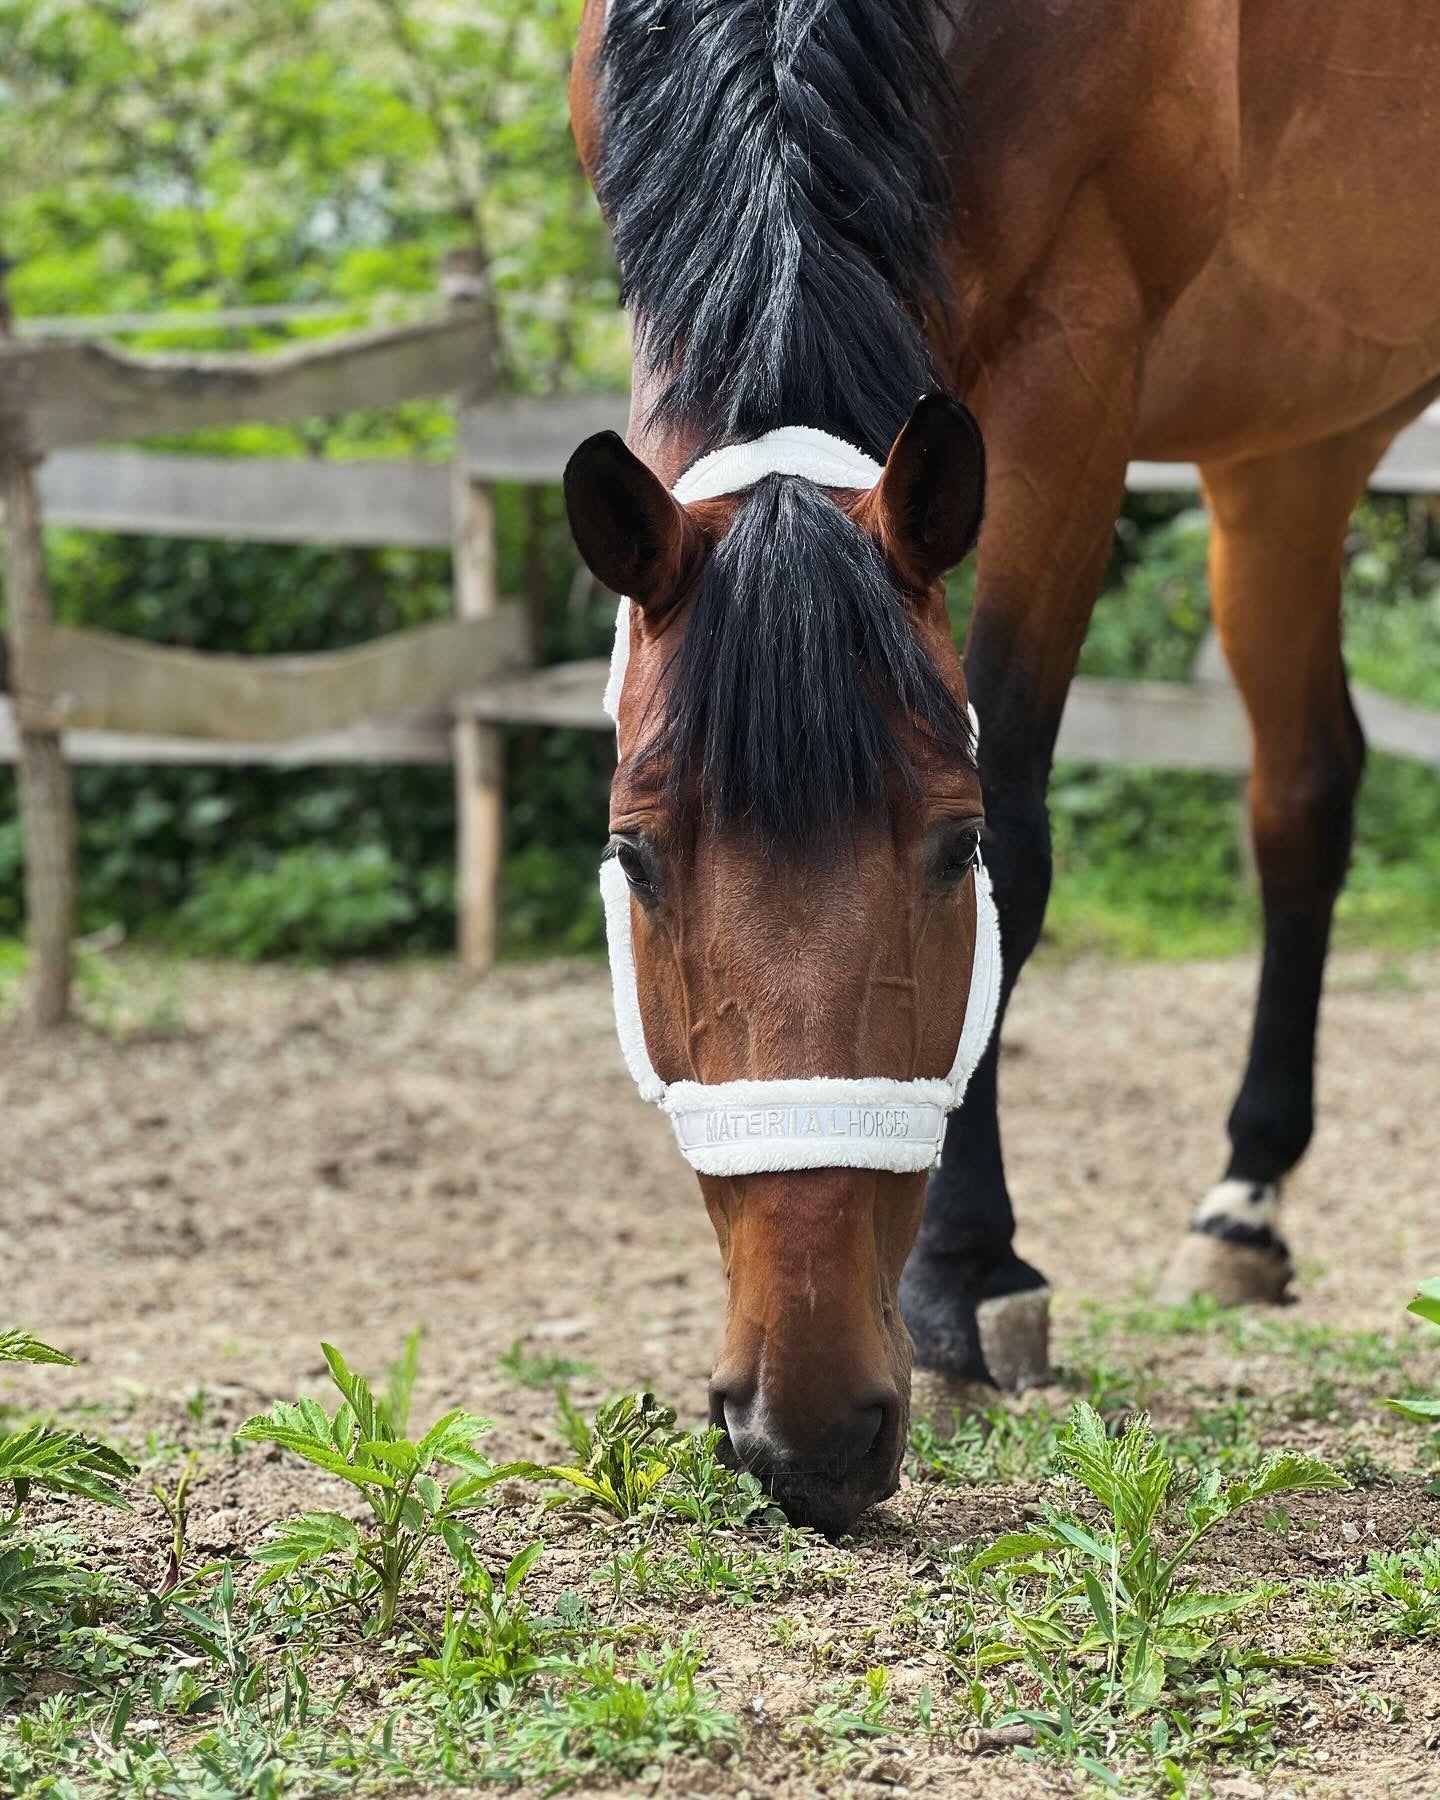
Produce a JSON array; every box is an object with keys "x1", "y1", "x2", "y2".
[
  {"x1": 2, "y1": 457, "x2": 74, "y2": 1028},
  {"x1": 2, "y1": 266, "x2": 74, "y2": 1028},
  {"x1": 443, "y1": 250, "x2": 504, "y2": 970}
]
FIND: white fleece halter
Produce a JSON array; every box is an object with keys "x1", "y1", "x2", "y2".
[{"x1": 600, "y1": 426, "x2": 1002, "y2": 1178}]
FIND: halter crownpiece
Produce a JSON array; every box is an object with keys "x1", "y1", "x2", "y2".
[{"x1": 600, "y1": 427, "x2": 1002, "y2": 1178}]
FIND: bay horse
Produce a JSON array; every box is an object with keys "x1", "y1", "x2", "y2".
[{"x1": 563, "y1": 0, "x2": 1440, "y2": 1532}]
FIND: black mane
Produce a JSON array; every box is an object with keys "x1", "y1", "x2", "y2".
[
  {"x1": 641, "y1": 476, "x2": 976, "y2": 850},
  {"x1": 597, "y1": 0, "x2": 960, "y2": 460}
]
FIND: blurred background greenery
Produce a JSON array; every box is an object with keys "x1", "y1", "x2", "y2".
[{"x1": 1, "y1": 0, "x2": 1437, "y2": 966}]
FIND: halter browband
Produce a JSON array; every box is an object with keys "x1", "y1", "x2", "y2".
[{"x1": 600, "y1": 426, "x2": 1002, "y2": 1177}]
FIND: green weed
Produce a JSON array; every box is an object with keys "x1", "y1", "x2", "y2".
[
  {"x1": 497, "y1": 1338, "x2": 597, "y2": 1389},
  {"x1": 0, "y1": 1329, "x2": 133, "y2": 1703},
  {"x1": 405, "y1": 1542, "x2": 577, "y2": 1722},
  {"x1": 787, "y1": 1666, "x2": 893, "y2": 1768},
  {"x1": 1305, "y1": 1545, "x2": 1440, "y2": 1646},
  {"x1": 519, "y1": 1389, "x2": 778, "y2": 1528},
  {"x1": 932, "y1": 1403, "x2": 1344, "y2": 1781},
  {"x1": 909, "y1": 1403, "x2": 1061, "y2": 1487},
  {"x1": 1386, "y1": 1280, "x2": 1440, "y2": 1429},
  {"x1": 494, "y1": 1638, "x2": 740, "y2": 1782},
  {"x1": 235, "y1": 1340, "x2": 509, "y2": 1632}
]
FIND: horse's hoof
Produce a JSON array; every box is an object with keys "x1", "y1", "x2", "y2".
[
  {"x1": 976, "y1": 1284, "x2": 1052, "y2": 1391},
  {"x1": 901, "y1": 1252, "x2": 1051, "y2": 1389},
  {"x1": 1156, "y1": 1179, "x2": 1292, "y2": 1306}
]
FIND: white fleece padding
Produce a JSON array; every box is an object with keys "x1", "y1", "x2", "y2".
[
  {"x1": 601, "y1": 852, "x2": 1002, "y2": 1175},
  {"x1": 599, "y1": 424, "x2": 1002, "y2": 1177},
  {"x1": 600, "y1": 854, "x2": 666, "y2": 1104},
  {"x1": 602, "y1": 427, "x2": 884, "y2": 730}
]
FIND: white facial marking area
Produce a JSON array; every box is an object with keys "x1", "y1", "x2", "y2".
[{"x1": 600, "y1": 427, "x2": 1003, "y2": 1178}]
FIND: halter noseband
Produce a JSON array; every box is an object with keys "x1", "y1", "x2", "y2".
[{"x1": 600, "y1": 427, "x2": 1002, "y2": 1178}]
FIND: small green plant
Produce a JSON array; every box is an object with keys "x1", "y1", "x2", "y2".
[
  {"x1": 407, "y1": 1541, "x2": 573, "y2": 1721},
  {"x1": 1386, "y1": 1280, "x2": 1440, "y2": 1427},
  {"x1": 497, "y1": 1339, "x2": 596, "y2": 1389},
  {"x1": 524, "y1": 1388, "x2": 785, "y2": 1529},
  {"x1": 0, "y1": 1331, "x2": 132, "y2": 1515},
  {"x1": 0, "y1": 1331, "x2": 132, "y2": 1703},
  {"x1": 787, "y1": 1666, "x2": 893, "y2": 1768},
  {"x1": 1307, "y1": 1546, "x2": 1440, "y2": 1646},
  {"x1": 235, "y1": 1341, "x2": 507, "y2": 1632},
  {"x1": 909, "y1": 1402, "x2": 1060, "y2": 1487},
  {"x1": 940, "y1": 1403, "x2": 1344, "y2": 1776},
  {"x1": 533, "y1": 1391, "x2": 683, "y2": 1516},
  {"x1": 504, "y1": 1637, "x2": 740, "y2": 1781}
]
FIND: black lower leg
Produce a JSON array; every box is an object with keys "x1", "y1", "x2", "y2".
[
  {"x1": 1225, "y1": 901, "x2": 1333, "y2": 1186},
  {"x1": 1198, "y1": 707, "x2": 1363, "y2": 1268}
]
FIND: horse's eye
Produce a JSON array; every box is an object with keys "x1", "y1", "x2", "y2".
[
  {"x1": 934, "y1": 823, "x2": 982, "y2": 885},
  {"x1": 609, "y1": 835, "x2": 661, "y2": 902}
]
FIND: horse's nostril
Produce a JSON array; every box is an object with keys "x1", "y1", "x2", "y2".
[{"x1": 844, "y1": 1402, "x2": 885, "y2": 1464}]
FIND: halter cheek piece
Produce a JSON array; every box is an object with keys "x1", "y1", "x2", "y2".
[{"x1": 600, "y1": 427, "x2": 1003, "y2": 1178}]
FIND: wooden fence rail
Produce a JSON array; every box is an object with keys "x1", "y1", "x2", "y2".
[
  {"x1": 20, "y1": 614, "x2": 527, "y2": 742},
  {"x1": 0, "y1": 308, "x2": 498, "y2": 455}
]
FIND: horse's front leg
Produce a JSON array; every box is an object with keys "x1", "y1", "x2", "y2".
[{"x1": 900, "y1": 306, "x2": 1145, "y2": 1389}]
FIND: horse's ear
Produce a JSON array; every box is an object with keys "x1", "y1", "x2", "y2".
[
  {"x1": 862, "y1": 393, "x2": 986, "y2": 589},
  {"x1": 564, "y1": 431, "x2": 706, "y2": 613}
]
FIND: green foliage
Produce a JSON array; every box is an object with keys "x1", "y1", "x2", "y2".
[
  {"x1": 1306, "y1": 1546, "x2": 1440, "y2": 1647},
  {"x1": 786, "y1": 1666, "x2": 894, "y2": 1768},
  {"x1": 0, "y1": 0, "x2": 618, "y2": 963},
  {"x1": 0, "y1": 1331, "x2": 132, "y2": 1516},
  {"x1": 497, "y1": 1338, "x2": 597, "y2": 1390},
  {"x1": 504, "y1": 1638, "x2": 740, "y2": 1781},
  {"x1": 405, "y1": 1542, "x2": 572, "y2": 1720},
  {"x1": 174, "y1": 845, "x2": 419, "y2": 961},
  {"x1": 0, "y1": 1329, "x2": 132, "y2": 1705},
  {"x1": 1386, "y1": 1280, "x2": 1440, "y2": 1427},
  {"x1": 517, "y1": 1390, "x2": 778, "y2": 1528},
  {"x1": 934, "y1": 1404, "x2": 1344, "y2": 1779},
  {"x1": 0, "y1": 1332, "x2": 74, "y2": 1367},
  {"x1": 909, "y1": 1403, "x2": 1062, "y2": 1488},
  {"x1": 235, "y1": 1340, "x2": 507, "y2": 1632},
  {"x1": 598, "y1": 1529, "x2": 815, "y2": 1609}
]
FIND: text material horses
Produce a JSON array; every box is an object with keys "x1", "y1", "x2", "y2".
[{"x1": 564, "y1": 0, "x2": 1440, "y2": 1532}]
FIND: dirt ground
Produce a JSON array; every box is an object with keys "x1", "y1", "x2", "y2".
[{"x1": 3, "y1": 946, "x2": 1439, "y2": 1796}]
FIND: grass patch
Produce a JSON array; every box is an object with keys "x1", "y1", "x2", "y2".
[{"x1": 5, "y1": 1304, "x2": 1437, "y2": 1797}]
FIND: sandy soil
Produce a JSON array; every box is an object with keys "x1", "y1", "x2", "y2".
[{"x1": 3, "y1": 947, "x2": 1438, "y2": 1796}]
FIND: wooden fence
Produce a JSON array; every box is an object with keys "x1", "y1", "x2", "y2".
[
  {"x1": 0, "y1": 274, "x2": 523, "y2": 1023},
  {"x1": 3, "y1": 301, "x2": 1440, "y2": 1025}
]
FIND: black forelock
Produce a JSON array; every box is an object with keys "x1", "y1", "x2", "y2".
[
  {"x1": 640, "y1": 475, "x2": 976, "y2": 851},
  {"x1": 596, "y1": 0, "x2": 961, "y2": 461}
]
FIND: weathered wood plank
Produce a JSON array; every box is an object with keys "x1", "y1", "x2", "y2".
[
  {"x1": 1352, "y1": 685, "x2": 1440, "y2": 766},
  {"x1": 1057, "y1": 678, "x2": 1252, "y2": 771},
  {"x1": 462, "y1": 657, "x2": 614, "y2": 730},
  {"x1": 459, "y1": 660, "x2": 1440, "y2": 772},
  {"x1": 459, "y1": 663, "x2": 1262, "y2": 768},
  {"x1": 0, "y1": 309, "x2": 498, "y2": 454},
  {"x1": 28, "y1": 450, "x2": 453, "y2": 546},
  {"x1": 462, "y1": 394, "x2": 630, "y2": 481},
  {"x1": 458, "y1": 395, "x2": 1440, "y2": 492},
  {"x1": 0, "y1": 698, "x2": 451, "y2": 765},
  {"x1": 24, "y1": 612, "x2": 529, "y2": 742},
  {"x1": 451, "y1": 438, "x2": 505, "y2": 968}
]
